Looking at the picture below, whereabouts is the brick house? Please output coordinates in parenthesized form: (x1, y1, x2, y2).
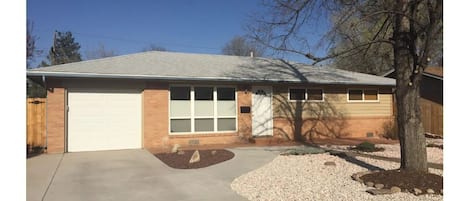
(27, 51, 395, 153)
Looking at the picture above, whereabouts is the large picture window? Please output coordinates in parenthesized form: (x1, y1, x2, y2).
(170, 86, 237, 133)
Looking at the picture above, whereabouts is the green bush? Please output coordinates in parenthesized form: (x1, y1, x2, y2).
(281, 147, 325, 155)
(351, 141, 384, 152)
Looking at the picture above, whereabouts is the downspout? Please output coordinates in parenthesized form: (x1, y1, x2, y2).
(43, 75, 48, 152)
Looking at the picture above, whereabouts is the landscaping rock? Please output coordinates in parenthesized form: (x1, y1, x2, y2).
(413, 188, 422, 195)
(189, 150, 200, 163)
(324, 161, 336, 166)
(390, 186, 401, 193)
(351, 173, 362, 182)
(426, 188, 435, 194)
(366, 189, 393, 195)
(365, 181, 374, 187)
(374, 183, 384, 189)
(177, 150, 185, 155)
(211, 150, 217, 155)
(171, 144, 180, 153)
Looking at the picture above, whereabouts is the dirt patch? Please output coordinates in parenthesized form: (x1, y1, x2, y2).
(155, 149, 235, 169)
(360, 169, 443, 195)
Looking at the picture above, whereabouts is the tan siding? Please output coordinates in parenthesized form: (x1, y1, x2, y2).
(273, 85, 393, 118)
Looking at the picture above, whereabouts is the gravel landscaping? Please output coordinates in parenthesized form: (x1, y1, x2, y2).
(231, 141, 443, 201)
(320, 138, 443, 164)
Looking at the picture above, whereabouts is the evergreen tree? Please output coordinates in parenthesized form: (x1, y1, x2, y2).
(44, 31, 82, 65)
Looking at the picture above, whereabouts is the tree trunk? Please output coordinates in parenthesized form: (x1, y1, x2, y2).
(393, 0, 428, 172)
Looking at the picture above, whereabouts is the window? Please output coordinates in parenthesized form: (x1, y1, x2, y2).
(289, 88, 323, 101)
(170, 87, 191, 132)
(170, 86, 237, 133)
(364, 90, 378, 101)
(289, 89, 306, 100)
(307, 89, 323, 101)
(348, 89, 379, 102)
(348, 89, 363, 101)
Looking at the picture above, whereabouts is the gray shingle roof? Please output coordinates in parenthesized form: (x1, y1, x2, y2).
(27, 51, 395, 86)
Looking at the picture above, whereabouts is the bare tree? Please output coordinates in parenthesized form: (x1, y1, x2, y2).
(142, 44, 168, 52)
(86, 43, 117, 60)
(222, 35, 264, 57)
(27, 20, 42, 68)
(248, 0, 442, 172)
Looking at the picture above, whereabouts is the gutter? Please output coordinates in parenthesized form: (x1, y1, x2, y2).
(27, 71, 396, 86)
(42, 75, 48, 153)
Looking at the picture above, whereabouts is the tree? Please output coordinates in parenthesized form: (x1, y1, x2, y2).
(222, 36, 264, 57)
(330, 1, 442, 75)
(86, 43, 117, 60)
(141, 44, 167, 52)
(27, 20, 42, 68)
(248, 0, 442, 172)
(42, 31, 82, 66)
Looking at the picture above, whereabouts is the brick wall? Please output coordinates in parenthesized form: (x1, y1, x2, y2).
(273, 116, 394, 140)
(45, 87, 65, 153)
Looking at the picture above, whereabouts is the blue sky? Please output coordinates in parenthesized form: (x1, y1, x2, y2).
(27, 0, 319, 67)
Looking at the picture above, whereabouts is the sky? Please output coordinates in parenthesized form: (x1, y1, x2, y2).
(27, 0, 316, 67)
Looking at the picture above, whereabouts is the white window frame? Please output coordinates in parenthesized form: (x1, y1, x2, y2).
(288, 87, 324, 102)
(347, 88, 380, 102)
(169, 85, 238, 135)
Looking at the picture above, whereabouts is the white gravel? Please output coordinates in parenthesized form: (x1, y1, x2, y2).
(319, 139, 443, 164)
(231, 153, 443, 201)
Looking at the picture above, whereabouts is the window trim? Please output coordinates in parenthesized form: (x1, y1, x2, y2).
(288, 87, 324, 102)
(347, 88, 380, 102)
(168, 85, 238, 135)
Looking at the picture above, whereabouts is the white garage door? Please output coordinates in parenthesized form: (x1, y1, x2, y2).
(68, 89, 142, 152)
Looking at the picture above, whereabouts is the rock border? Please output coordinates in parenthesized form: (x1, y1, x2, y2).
(351, 171, 442, 196)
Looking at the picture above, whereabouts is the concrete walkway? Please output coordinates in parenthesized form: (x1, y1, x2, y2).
(27, 147, 294, 201)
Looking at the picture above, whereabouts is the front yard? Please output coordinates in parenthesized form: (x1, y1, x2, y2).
(231, 139, 443, 201)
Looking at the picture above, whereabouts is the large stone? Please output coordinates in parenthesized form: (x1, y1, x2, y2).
(177, 150, 185, 155)
(427, 189, 435, 194)
(413, 188, 422, 195)
(390, 186, 401, 193)
(374, 184, 384, 189)
(324, 161, 336, 166)
(351, 174, 362, 183)
(211, 150, 217, 155)
(366, 189, 393, 195)
(171, 144, 180, 153)
(189, 150, 200, 164)
(365, 182, 374, 187)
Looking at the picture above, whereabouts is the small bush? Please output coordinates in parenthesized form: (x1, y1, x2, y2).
(382, 119, 398, 140)
(281, 147, 325, 155)
(350, 141, 385, 152)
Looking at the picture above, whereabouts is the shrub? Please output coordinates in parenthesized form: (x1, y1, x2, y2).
(351, 141, 385, 152)
(281, 147, 325, 155)
(382, 119, 398, 140)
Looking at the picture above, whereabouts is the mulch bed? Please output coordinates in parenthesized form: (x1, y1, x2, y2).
(154, 149, 235, 169)
(360, 169, 443, 195)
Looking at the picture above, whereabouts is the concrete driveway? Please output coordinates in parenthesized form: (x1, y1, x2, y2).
(27, 147, 294, 201)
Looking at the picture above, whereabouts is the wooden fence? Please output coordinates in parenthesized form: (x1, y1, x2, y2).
(420, 98, 443, 136)
(27, 98, 46, 152)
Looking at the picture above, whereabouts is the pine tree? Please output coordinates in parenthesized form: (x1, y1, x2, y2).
(44, 31, 82, 65)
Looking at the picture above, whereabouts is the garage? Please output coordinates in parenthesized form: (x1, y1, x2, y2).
(67, 89, 142, 152)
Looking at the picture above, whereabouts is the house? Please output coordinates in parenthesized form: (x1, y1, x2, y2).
(382, 67, 443, 136)
(27, 51, 396, 153)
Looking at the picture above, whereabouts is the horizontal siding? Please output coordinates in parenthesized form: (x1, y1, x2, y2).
(272, 86, 393, 118)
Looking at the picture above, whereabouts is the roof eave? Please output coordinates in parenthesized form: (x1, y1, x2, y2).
(26, 71, 395, 86)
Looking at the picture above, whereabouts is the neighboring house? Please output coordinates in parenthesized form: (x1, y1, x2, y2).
(382, 66, 443, 136)
(27, 51, 395, 153)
